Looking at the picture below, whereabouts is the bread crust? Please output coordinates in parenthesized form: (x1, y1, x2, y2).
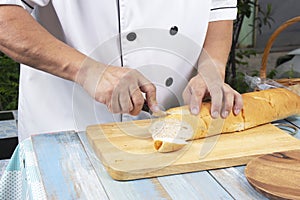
(151, 88, 300, 152)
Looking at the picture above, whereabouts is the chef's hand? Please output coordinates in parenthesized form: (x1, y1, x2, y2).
(182, 74, 243, 119)
(77, 58, 159, 116)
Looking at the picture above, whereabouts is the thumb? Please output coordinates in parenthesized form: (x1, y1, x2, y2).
(140, 82, 159, 112)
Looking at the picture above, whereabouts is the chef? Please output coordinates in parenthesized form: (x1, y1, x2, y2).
(0, 0, 243, 141)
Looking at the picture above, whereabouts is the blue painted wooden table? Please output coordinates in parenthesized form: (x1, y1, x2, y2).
(29, 116, 300, 200)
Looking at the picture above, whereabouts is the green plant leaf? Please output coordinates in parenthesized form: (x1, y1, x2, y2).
(0, 53, 20, 110)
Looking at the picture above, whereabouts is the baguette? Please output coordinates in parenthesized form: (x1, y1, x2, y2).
(150, 88, 300, 152)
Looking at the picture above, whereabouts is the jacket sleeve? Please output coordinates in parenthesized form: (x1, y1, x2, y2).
(209, 0, 237, 22)
(0, 0, 49, 12)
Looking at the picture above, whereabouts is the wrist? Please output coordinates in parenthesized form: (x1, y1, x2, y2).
(75, 57, 107, 89)
(197, 54, 226, 81)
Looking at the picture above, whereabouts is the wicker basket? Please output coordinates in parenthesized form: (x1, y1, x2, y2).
(260, 16, 300, 86)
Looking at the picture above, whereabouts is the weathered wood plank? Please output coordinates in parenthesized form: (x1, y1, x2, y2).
(78, 132, 171, 200)
(209, 167, 269, 200)
(29, 118, 300, 199)
(32, 131, 108, 200)
(158, 172, 233, 200)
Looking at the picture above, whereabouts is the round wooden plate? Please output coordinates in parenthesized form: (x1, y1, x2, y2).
(245, 150, 300, 200)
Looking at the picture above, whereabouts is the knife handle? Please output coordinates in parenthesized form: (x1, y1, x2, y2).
(142, 99, 150, 113)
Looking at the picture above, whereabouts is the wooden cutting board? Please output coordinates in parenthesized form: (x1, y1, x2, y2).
(86, 120, 300, 180)
(245, 150, 300, 200)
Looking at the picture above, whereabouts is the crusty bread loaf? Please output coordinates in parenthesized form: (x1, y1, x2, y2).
(150, 88, 300, 152)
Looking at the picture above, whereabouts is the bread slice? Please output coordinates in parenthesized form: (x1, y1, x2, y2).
(150, 88, 300, 152)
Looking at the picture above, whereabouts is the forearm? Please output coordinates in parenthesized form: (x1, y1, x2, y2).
(0, 5, 87, 82)
(201, 20, 233, 79)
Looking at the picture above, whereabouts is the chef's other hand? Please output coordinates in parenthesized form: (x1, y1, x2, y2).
(182, 74, 243, 119)
(77, 58, 158, 116)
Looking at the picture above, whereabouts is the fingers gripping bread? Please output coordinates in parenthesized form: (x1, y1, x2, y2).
(150, 88, 300, 152)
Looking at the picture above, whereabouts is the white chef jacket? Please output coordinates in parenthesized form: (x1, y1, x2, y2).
(0, 0, 237, 141)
